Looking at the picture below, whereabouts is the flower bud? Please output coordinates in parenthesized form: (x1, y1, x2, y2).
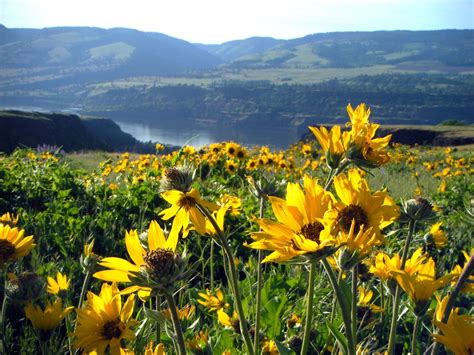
(5, 272, 44, 304)
(400, 197, 436, 222)
(160, 166, 194, 193)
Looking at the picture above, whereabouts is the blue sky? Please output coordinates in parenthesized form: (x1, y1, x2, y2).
(1, 0, 472, 43)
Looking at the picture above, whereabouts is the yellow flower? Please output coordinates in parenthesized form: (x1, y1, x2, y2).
(346, 103, 392, 167)
(369, 248, 427, 281)
(287, 313, 302, 328)
(0, 224, 35, 267)
(198, 288, 229, 312)
(262, 339, 279, 355)
(47, 272, 70, 296)
(94, 220, 180, 299)
(145, 342, 166, 355)
(439, 179, 447, 193)
(428, 222, 448, 248)
(392, 257, 454, 304)
(217, 309, 239, 330)
(155, 143, 165, 151)
(160, 188, 218, 235)
(186, 330, 209, 351)
(225, 160, 238, 174)
(451, 250, 474, 294)
(247, 175, 336, 263)
(219, 194, 241, 216)
(0, 212, 19, 226)
(162, 304, 195, 321)
(357, 286, 383, 313)
(74, 283, 137, 355)
(309, 125, 349, 168)
(336, 221, 381, 269)
(25, 299, 73, 331)
(433, 311, 474, 355)
(325, 169, 399, 241)
(225, 142, 239, 157)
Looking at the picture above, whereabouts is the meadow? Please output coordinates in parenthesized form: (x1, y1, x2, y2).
(0, 104, 473, 354)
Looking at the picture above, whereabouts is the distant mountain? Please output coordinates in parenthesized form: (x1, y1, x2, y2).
(0, 25, 222, 85)
(196, 37, 283, 62)
(203, 30, 474, 69)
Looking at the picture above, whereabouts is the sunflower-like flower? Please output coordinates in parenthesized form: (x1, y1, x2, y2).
(94, 220, 185, 298)
(336, 220, 381, 270)
(25, 299, 73, 339)
(432, 309, 474, 355)
(325, 169, 399, 241)
(186, 330, 209, 352)
(162, 304, 195, 321)
(0, 212, 19, 227)
(198, 288, 229, 312)
(357, 286, 383, 314)
(369, 248, 428, 281)
(309, 125, 350, 168)
(450, 249, 474, 294)
(247, 175, 337, 263)
(145, 342, 166, 355)
(345, 103, 392, 168)
(160, 188, 218, 235)
(392, 257, 454, 315)
(426, 222, 448, 248)
(0, 224, 35, 268)
(74, 283, 137, 355)
(47, 272, 70, 297)
(217, 309, 240, 332)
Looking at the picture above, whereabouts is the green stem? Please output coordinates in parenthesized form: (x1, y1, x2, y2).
(379, 281, 385, 330)
(411, 316, 420, 355)
(198, 204, 255, 355)
(387, 219, 416, 354)
(77, 270, 92, 310)
(155, 296, 161, 344)
(321, 258, 356, 355)
(351, 265, 358, 345)
(210, 240, 215, 290)
(163, 290, 187, 355)
(0, 292, 7, 354)
(301, 261, 317, 355)
(254, 197, 266, 353)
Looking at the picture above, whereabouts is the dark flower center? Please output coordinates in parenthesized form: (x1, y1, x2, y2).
(228, 147, 235, 155)
(178, 196, 196, 210)
(227, 164, 236, 172)
(300, 222, 324, 243)
(0, 239, 16, 263)
(237, 151, 244, 159)
(338, 204, 369, 233)
(144, 248, 175, 275)
(102, 319, 122, 339)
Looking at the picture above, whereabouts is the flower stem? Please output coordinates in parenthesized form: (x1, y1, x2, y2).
(0, 291, 8, 354)
(155, 296, 161, 344)
(210, 240, 215, 290)
(301, 260, 317, 355)
(77, 269, 92, 311)
(163, 290, 187, 355)
(198, 204, 255, 355)
(411, 316, 420, 355)
(254, 196, 266, 353)
(351, 265, 358, 345)
(321, 258, 356, 355)
(387, 218, 416, 354)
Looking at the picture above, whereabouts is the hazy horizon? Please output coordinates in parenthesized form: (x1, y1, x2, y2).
(1, 0, 472, 44)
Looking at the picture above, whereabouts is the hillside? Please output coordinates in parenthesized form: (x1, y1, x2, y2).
(203, 30, 474, 70)
(0, 110, 163, 153)
(0, 25, 222, 88)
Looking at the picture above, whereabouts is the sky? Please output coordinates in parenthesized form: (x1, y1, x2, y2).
(0, 0, 472, 44)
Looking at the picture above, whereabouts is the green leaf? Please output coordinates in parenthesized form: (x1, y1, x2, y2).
(273, 339, 295, 355)
(326, 320, 349, 355)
